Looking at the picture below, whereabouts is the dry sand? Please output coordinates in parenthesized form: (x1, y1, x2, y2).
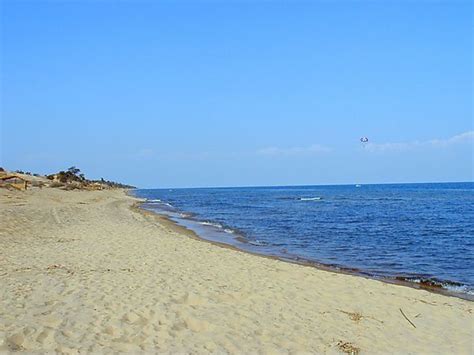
(0, 187, 472, 354)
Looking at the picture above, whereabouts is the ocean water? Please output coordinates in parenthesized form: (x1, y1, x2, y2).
(133, 183, 474, 297)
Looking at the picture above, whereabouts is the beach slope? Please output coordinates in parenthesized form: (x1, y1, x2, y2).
(0, 187, 472, 353)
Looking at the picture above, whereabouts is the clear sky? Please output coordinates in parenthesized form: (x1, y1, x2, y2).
(1, 0, 472, 188)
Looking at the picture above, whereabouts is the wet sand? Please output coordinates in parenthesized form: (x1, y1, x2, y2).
(0, 187, 472, 353)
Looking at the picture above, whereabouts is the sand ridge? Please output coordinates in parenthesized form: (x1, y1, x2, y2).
(0, 187, 472, 353)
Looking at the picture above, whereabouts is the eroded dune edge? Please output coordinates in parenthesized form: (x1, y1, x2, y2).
(0, 187, 472, 354)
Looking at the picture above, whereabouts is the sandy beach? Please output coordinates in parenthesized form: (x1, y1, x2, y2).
(0, 186, 472, 354)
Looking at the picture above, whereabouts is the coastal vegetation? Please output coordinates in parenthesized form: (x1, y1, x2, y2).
(46, 166, 135, 189)
(0, 166, 135, 191)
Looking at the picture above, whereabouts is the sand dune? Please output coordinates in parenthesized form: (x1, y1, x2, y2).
(0, 187, 472, 353)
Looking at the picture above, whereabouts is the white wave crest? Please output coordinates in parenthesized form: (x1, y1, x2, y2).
(199, 221, 223, 228)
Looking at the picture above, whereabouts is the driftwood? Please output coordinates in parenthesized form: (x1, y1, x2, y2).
(399, 308, 416, 328)
(0, 175, 28, 190)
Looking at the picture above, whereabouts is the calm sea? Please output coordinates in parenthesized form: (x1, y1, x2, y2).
(133, 182, 474, 297)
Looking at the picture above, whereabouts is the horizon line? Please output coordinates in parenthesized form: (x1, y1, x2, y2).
(135, 180, 474, 190)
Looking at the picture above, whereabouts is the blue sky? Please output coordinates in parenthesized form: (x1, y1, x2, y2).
(1, 0, 472, 188)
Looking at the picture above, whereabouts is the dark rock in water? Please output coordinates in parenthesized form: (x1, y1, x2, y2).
(395, 276, 464, 290)
(417, 279, 444, 289)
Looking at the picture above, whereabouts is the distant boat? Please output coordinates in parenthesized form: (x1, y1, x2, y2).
(355, 184, 362, 188)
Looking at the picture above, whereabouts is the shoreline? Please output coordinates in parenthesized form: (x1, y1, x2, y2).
(133, 197, 473, 302)
(1, 187, 472, 353)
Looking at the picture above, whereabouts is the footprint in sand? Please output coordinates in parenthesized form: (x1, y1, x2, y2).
(51, 208, 61, 224)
